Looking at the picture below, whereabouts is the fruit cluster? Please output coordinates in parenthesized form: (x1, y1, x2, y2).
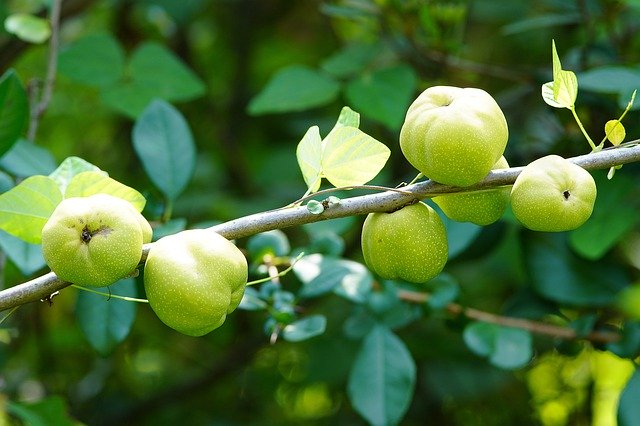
(41, 193, 248, 336)
(361, 85, 597, 284)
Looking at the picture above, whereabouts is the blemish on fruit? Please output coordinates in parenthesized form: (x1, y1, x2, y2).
(81, 227, 92, 243)
(563, 190, 570, 200)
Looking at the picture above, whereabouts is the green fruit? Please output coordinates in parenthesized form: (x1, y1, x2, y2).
(361, 202, 448, 283)
(41, 193, 146, 287)
(400, 85, 509, 187)
(510, 155, 597, 232)
(144, 229, 248, 336)
(432, 156, 511, 225)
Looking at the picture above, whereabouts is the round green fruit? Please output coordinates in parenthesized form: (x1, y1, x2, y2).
(400, 85, 509, 187)
(432, 156, 511, 225)
(361, 202, 448, 284)
(144, 229, 248, 336)
(41, 193, 147, 287)
(510, 155, 597, 232)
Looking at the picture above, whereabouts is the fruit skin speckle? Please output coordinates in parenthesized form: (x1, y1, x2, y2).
(361, 202, 448, 284)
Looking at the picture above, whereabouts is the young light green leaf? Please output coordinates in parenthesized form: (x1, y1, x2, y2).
(4, 14, 51, 44)
(605, 119, 626, 146)
(76, 278, 138, 356)
(132, 100, 196, 200)
(282, 315, 327, 342)
(543, 41, 578, 109)
(64, 171, 146, 211)
(0, 175, 62, 244)
(335, 106, 360, 129)
(322, 126, 390, 187)
(296, 126, 323, 192)
(541, 82, 566, 108)
(49, 157, 105, 194)
(348, 325, 416, 426)
(306, 200, 325, 215)
(0, 70, 29, 156)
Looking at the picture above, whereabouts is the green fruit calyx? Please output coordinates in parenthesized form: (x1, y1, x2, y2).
(510, 155, 597, 232)
(144, 229, 248, 337)
(41, 193, 151, 287)
(400, 85, 509, 187)
(361, 202, 448, 284)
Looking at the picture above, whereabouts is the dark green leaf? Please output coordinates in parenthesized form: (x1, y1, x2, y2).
(345, 65, 417, 129)
(150, 218, 187, 241)
(618, 369, 640, 426)
(524, 232, 628, 306)
(570, 171, 638, 260)
(76, 278, 138, 356)
(248, 65, 339, 115)
(238, 287, 267, 311)
(0, 69, 28, 156)
(607, 322, 640, 359)
(57, 34, 125, 88)
(0, 139, 57, 177)
(425, 273, 460, 310)
(463, 322, 532, 370)
(348, 325, 416, 426)
(0, 230, 46, 275)
(439, 208, 483, 259)
(7, 395, 76, 426)
(501, 13, 580, 35)
(282, 315, 327, 342)
(247, 229, 291, 261)
(321, 43, 380, 78)
(578, 67, 640, 95)
(132, 100, 196, 200)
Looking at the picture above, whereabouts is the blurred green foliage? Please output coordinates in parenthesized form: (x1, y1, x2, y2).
(1, 0, 640, 424)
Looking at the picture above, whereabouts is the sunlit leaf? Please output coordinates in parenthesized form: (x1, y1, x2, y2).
(543, 40, 578, 109)
(348, 325, 416, 426)
(604, 119, 626, 145)
(296, 126, 323, 192)
(76, 278, 138, 356)
(0, 70, 29, 156)
(4, 13, 51, 44)
(64, 171, 146, 211)
(0, 175, 62, 244)
(49, 157, 105, 194)
(132, 100, 196, 200)
(322, 126, 390, 187)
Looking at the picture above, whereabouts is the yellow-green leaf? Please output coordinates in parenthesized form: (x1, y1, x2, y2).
(49, 156, 105, 194)
(544, 40, 578, 109)
(322, 126, 390, 188)
(296, 126, 323, 192)
(64, 171, 146, 211)
(0, 175, 62, 244)
(605, 119, 626, 146)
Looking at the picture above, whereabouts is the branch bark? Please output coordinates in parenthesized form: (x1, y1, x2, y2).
(1, 142, 640, 311)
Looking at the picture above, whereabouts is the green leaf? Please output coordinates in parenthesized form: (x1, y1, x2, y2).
(296, 126, 323, 192)
(618, 369, 640, 426)
(463, 322, 532, 370)
(7, 396, 77, 426)
(425, 273, 460, 310)
(322, 126, 390, 187)
(0, 175, 62, 244)
(238, 287, 267, 311)
(0, 69, 29, 156)
(64, 171, 146, 211)
(282, 315, 327, 342)
(58, 34, 125, 88)
(132, 100, 196, 200)
(524, 232, 627, 306)
(247, 65, 339, 115)
(247, 229, 290, 261)
(501, 13, 581, 35)
(348, 325, 416, 426)
(604, 119, 626, 145)
(435, 203, 483, 259)
(345, 65, 417, 129)
(569, 172, 638, 260)
(542, 40, 578, 109)
(321, 43, 380, 78)
(334, 105, 360, 129)
(306, 200, 325, 214)
(607, 322, 640, 359)
(4, 13, 51, 43)
(293, 254, 373, 302)
(578, 67, 640, 94)
(49, 156, 105, 194)
(101, 42, 205, 117)
(0, 230, 46, 275)
(0, 139, 57, 177)
(75, 278, 138, 356)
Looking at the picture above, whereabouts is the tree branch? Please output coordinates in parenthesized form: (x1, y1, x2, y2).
(2, 142, 640, 311)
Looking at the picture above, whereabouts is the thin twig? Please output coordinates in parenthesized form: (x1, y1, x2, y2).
(27, 0, 62, 141)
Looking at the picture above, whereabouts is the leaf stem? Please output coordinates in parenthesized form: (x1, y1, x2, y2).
(598, 89, 636, 149)
(246, 252, 304, 286)
(71, 284, 150, 303)
(0, 306, 19, 325)
(570, 105, 596, 151)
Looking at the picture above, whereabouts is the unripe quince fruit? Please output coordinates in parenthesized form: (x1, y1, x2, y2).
(361, 202, 448, 283)
(41, 193, 150, 287)
(510, 155, 597, 232)
(432, 156, 511, 226)
(144, 229, 248, 336)
(400, 86, 509, 187)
